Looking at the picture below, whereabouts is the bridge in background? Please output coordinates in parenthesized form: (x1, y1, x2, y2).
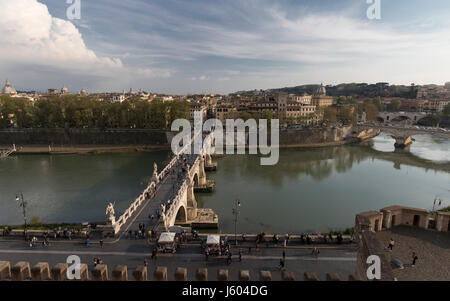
(358, 124, 450, 148)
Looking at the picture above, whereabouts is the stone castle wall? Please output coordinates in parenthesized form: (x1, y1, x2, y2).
(0, 261, 357, 281)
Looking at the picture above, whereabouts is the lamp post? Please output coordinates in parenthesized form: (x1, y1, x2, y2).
(232, 199, 241, 246)
(16, 193, 27, 239)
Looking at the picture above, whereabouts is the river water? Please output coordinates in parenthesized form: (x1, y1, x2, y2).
(1, 133, 449, 233)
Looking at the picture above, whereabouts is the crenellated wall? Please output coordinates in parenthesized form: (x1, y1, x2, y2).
(0, 261, 358, 281)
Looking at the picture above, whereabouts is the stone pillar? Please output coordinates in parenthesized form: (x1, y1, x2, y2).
(91, 264, 108, 281)
(217, 269, 229, 281)
(174, 267, 187, 281)
(205, 153, 213, 166)
(198, 158, 207, 186)
(304, 272, 319, 281)
(51, 263, 68, 281)
(195, 268, 208, 281)
(79, 264, 89, 281)
(259, 271, 272, 281)
(383, 210, 392, 229)
(11, 262, 31, 281)
(31, 262, 51, 281)
(326, 273, 341, 281)
(153, 266, 168, 281)
(281, 271, 295, 281)
(0, 261, 11, 280)
(132, 266, 148, 281)
(238, 270, 250, 281)
(187, 178, 198, 221)
(112, 265, 128, 281)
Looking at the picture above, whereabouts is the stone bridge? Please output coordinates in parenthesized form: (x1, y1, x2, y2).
(104, 131, 218, 235)
(378, 112, 428, 124)
(357, 125, 450, 148)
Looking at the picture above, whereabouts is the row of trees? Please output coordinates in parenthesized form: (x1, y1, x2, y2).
(273, 83, 419, 99)
(322, 99, 380, 126)
(0, 95, 190, 130)
(418, 103, 450, 127)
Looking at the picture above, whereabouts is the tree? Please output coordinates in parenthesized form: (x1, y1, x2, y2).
(387, 100, 401, 112)
(442, 103, 450, 117)
(323, 107, 337, 123)
(364, 103, 379, 121)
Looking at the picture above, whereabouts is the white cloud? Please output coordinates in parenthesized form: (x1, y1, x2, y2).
(0, 0, 122, 72)
(0, 0, 168, 91)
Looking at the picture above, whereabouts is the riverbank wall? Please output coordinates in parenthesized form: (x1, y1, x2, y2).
(0, 129, 172, 146)
(0, 126, 376, 154)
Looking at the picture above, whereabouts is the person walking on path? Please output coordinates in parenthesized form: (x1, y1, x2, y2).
(282, 250, 286, 261)
(279, 258, 285, 270)
(205, 248, 210, 261)
(99, 239, 104, 248)
(387, 238, 395, 251)
(227, 253, 233, 265)
(411, 252, 418, 267)
(151, 248, 157, 262)
(312, 247, 320, 258)
(238, 249, 242, 262)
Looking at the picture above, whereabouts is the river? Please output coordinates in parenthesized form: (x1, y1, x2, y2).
(1, 133, 449, 233)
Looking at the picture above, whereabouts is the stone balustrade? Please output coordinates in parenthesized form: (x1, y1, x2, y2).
(0, 261, 358, 281)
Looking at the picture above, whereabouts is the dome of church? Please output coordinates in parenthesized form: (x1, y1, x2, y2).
(2, 80, 17, 95)
(61, 85, 69, 94)
(315, 83, 326, 96)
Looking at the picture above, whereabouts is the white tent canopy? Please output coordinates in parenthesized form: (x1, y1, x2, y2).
(158, 232, 176, 244)
(206, 235, 221, 246)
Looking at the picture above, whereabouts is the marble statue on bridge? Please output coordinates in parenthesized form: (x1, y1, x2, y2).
(151, 162, 159, 184)
(161, 203, 168, 231)
(106, 202, 116, 225)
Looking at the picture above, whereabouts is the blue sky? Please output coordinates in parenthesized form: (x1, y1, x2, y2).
(1, 0, 449, 94)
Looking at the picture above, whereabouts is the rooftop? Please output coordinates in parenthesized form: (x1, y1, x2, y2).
(375, 226, 450, 281)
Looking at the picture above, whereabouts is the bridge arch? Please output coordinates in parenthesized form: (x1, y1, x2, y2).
(391, 115, 410, 122)
(175, 205, 187, 224)
(193, 173, 199, 187)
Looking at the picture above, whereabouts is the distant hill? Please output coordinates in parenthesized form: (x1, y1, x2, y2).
(236, 83, 419, 99)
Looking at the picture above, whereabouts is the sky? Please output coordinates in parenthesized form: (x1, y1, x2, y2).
(0, 0, 449, 94)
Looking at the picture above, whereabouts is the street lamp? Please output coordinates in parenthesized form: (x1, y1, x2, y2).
(232, 199, 241, 246)
(16, 193, 27, 239)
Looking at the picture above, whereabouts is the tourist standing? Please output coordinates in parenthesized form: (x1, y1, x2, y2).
(411, 252, 418, 267)
(279, 258, 285, 270)
(387, 238, 395, 251)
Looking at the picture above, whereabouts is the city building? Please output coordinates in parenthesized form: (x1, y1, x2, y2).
(425, 100, 450, 113)
(215, 102, 238, 123)
(417, 84, 450, 100)
(190, 101, 208, 120)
